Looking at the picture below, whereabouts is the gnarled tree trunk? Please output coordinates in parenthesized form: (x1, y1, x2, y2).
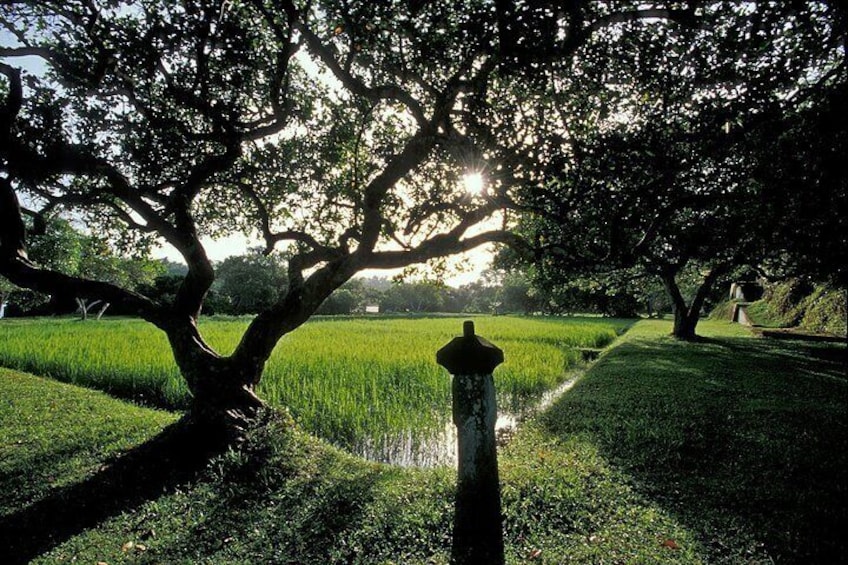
(163, 317, 267, 439)
(659, 262, 730, 341)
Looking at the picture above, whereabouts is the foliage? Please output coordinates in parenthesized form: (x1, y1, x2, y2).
(316, 274, 556, 316)
(213, 249, 287, 315)
(745, 300, 788, 329)
(1, 218, 164, 315)
(0, 316, 629, 453)
(380, 280, 446, 313)
(746, 278, 813, 328)
(706, 299, 735, 322)
(800, 285, 848, 336)
(315, 279, 364, 315)
(760, 278, 815, 325)
(27, 218, 84, 274)
(519, 266, 659, 318)
(749, 79, 848, 286)
(502, 2, 845, 337)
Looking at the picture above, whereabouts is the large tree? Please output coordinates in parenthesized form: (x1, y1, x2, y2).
(1, 1, 715, 434)
(502, 2, 846, 339)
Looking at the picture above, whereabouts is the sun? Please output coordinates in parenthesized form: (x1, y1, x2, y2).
(463, 172, 485, 195)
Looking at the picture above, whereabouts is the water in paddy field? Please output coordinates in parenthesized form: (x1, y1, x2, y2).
(351, 372, 584, 467)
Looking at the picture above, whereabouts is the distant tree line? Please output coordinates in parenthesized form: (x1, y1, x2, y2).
(0, 222, 752, 321)
(1, 226, 693, 319)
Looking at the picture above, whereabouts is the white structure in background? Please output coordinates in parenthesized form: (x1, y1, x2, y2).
(728, 280, 763, 326)
(732, 303, 752, 326)
(0, 300, 6, 319)
(365, 305, 380, 314)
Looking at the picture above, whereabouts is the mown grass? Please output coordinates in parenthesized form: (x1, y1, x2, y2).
(537, 319, 848, 563)
(0, 316, 630, 452)
(0, 368, 177, 518)
(1, 318, 844, 563)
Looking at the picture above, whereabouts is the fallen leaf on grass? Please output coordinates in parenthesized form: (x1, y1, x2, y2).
(661, 538, 680, 550)
(527, 548, 542, 560)
(121, 541, 134, 552)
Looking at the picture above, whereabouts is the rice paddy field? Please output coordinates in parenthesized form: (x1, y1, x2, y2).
(0, 315, 631, 458)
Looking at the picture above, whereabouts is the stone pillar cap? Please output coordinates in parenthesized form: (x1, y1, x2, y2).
(437, 320, 504, 375)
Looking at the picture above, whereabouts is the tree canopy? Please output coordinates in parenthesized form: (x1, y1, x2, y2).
(501, 1, 846, 338)
(2, 1, 844, 424)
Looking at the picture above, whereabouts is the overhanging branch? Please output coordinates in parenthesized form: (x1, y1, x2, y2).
(364, 229, 524, 270)
(0, 177, 164, 324)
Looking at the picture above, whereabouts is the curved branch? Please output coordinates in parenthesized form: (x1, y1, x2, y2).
(7, 135, 215, 318)
(0, 253, 164, 323)
(364, 229, 524, 270)
(357, 127, 438, 252)
(0, 45, 61, 63)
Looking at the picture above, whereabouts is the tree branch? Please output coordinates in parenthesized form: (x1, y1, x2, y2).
(356, 127, 438, 252)
(0, 62, 22, 142)
(363, 229, 522, 270)
(0, 177, 164, 323)
(295, 17, 429, 127)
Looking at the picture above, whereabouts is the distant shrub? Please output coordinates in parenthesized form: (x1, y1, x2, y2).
(743, 279, 846, 334)
(745, 300, 787, 327)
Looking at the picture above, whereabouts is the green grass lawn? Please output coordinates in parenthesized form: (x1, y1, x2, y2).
(1, 318, 845, 563)
(535, 319, 848, 563)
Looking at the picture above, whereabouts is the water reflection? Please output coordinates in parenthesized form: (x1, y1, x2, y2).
(351, 372, 584, 467)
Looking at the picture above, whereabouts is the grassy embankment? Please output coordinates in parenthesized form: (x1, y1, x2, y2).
(0, 316, 628, 454)
(712, 279, 847, 336)
(1, 319, 845, 563)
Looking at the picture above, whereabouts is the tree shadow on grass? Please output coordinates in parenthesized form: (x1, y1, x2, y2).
(0, 417, 229, 565)
(146, 446, 390, 563)
(540, 335, 848, 563)
(720, 337, 848, 384)
(0, 444, 100, 514)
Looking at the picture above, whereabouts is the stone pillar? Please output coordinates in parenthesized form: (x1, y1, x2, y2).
(437, 320, 505, 565)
